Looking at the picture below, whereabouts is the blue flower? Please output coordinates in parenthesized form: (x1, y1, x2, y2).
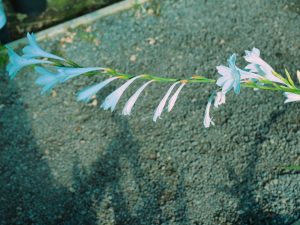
(6, 46, 53, 79)
(35, 67, 64, 94)
(244, 47, 284, 84)
(77, 77, 119, 102)
(56, 67, 105, 82)
(216, 54, 261, 94)
(0, 1, 7, 29)
(22, 33, 65, 61)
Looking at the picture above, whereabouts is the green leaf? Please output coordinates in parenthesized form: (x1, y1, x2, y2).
(281, 165, 300, 172)
(272, 71, 290, 86)
(284, 68, 295, 88)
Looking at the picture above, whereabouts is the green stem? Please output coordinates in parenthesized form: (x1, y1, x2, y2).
(54, 58, 300, 93)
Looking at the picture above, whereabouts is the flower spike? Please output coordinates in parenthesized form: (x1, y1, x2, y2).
(153, 82, 180, 122)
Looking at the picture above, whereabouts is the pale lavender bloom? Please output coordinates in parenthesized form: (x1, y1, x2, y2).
(214, 91, 226, 108)
(122, 80, 153, 116)
(35, 67, 64, 94)
(57, 67, 105, 82)
(244, 47, 284, 84)
(203, 93, 215, 128)
(77, 77, 119, 102)
(217, 54, 261, 94)
(216, 54, 241, 94)
(6, 46, 53, 79)
(101, 75, 143, 112)
(153, 82, 179, 122)
(167, 82, 186, 112)
(22, 33, 65, 61)
(283, 92, 300, 103)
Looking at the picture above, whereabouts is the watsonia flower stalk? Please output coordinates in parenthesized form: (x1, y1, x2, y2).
(5, 33, 300, 128)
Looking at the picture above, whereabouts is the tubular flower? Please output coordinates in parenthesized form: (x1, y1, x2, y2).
(153, 82, 180, 122)
(283, 92, 300, 103)
(122, 80, 154, 116)
(56, 67, 105, 82)
(35, 67, 65, 94)
(244, 47, 284, 84)
(77, 77, 119, 102)
(168, 81, 186, 112)
(6, 46, 53, 79)
(101, 75, 143, 112)
(22, 33, 65, 61)
(203, 92, 216, 128)
(0, 0, 6, 29)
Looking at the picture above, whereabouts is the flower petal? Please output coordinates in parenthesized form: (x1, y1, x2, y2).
(23, 33, 65, 61)
(101, 75, 143, 112)
(122, 80, 153, 116)
(77, 77, 119, 102)
(153, 82, 179, 122)
(167, 82, 186, 112)
(203, 93, 215, 128)
(283, 92, 300, 103)
(58, 67, 104, 82)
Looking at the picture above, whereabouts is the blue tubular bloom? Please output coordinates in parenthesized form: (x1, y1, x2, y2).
(35, 67, 64, 94)
(244, 47, 284, 84)
(22, 33, 65, 61)
(77, 77, 119, 102)
(0, 0, 7, 29)
(6, 46, 53, 79)
(57, 67, 105, 82)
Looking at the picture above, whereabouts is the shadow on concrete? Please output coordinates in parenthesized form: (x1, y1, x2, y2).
(216, 110, 296, 225)
(0, 72, 189, 224)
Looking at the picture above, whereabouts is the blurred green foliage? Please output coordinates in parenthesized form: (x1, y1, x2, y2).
(0, 45, 8, 68)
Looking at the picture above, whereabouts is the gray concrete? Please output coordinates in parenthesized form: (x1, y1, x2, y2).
(1, 0, 300, 224)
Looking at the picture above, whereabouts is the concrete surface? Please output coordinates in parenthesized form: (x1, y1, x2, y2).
(1, 0, 300, 224)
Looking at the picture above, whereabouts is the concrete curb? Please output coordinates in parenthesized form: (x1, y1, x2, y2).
(7, 0, 148, 49)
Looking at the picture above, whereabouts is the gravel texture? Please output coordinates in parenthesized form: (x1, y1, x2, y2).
(1, 0, 300, 224)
